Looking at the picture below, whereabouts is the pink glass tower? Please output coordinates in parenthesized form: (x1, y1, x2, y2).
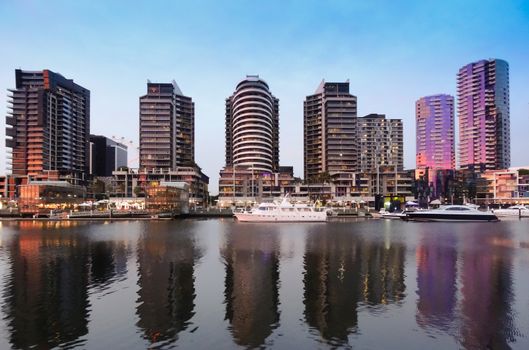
(457, 59, 510, 171)
(415, 94, 455, 186)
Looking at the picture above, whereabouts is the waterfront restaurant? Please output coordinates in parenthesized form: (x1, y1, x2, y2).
(145, 181, 190, 214)
(18, 181, 86, 215)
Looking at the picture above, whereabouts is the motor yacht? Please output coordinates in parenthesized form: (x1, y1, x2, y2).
(381, 211, 408, 219)
(492, 205, 529, 217)
(381, 208, 418, 220)
(401, 205, 499, 222)
(234, 196, 327, 222)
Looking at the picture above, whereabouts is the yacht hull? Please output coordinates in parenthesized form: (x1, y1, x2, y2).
(381, 214, 406, 220)
(234, 212, 327, 222)
(493, 210, 529, 217)
(402, 213, 499, 222)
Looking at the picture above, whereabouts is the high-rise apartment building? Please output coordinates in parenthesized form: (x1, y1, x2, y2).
(416, 94, 455, 172)
(225, 75, 279, 173)
(358, 114, 403, 173)
(303, 80, 357, 180)
(457, 59, 510, 171)
(139, 81, 194, 170)
(5, 69, 90, 181)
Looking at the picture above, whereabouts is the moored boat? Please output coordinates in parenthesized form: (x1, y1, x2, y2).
(492, 205, 529, 217)
(381, 207, 420, 220)
(234, 196, 327, 222)
(381, 210, 410, 219)
(401, 205, 499, 222)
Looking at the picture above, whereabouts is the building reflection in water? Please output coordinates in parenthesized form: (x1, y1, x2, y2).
(459, 233, 517, 349)
(90, 239, 130, 291)
(303, 230, 362, 343)
(415, 232, 457, 332)
(135, 223, 202, 347)
(303, 229, 406, 345)
(3, 225, 91, 349)
(359, 239, 406, 306)
(221, 225, 280, 348)
(415, 227, 519, 348)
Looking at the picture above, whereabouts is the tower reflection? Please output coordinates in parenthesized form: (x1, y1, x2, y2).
(221, 225, 280, 348)
(459, 233, 517, 349)
(303, 230, 362, 343)
(414, 228, 519, 348)
(303, 228, 406, 345)
(135, 223, 201, 346)
(90, 240, 130, 290)
(415, 233, 457, 332)
(4, 226, 90, 349)
(359, 239, 406, 306)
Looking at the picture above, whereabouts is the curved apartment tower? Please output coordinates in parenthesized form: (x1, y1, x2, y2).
(457, 59, 510, 171)
(225, 75, 279, 173)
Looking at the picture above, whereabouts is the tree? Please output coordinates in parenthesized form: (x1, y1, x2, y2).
(317, 171, 331, 184)
(92, 179, 105, 194)
(209, 194, 219, 206)
(134, 186, 145, 198)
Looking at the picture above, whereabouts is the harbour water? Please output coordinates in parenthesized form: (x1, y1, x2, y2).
(0, 219, 528, 349)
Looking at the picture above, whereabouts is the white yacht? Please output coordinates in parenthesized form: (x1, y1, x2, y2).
(492, 205, 529, 217)
(381, 211, 408, 219)
(380, 210, 416, 220)
(381, 207, 420, 220)
(402, 205, 499, 222)
(234, 196, 328, 222)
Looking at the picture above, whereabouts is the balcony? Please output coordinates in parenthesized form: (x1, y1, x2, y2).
(6, 116, 16, 126)
(6, 127, 16, 137)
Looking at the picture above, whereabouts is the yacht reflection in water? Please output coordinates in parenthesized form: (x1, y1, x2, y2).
(135, 222, 202, 347)
(221, 225, 280, 348)
(303, 228, 406, 346)
(3, 224, 90, 349)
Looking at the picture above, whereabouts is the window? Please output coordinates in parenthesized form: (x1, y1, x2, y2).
(447, 206, 469, 211)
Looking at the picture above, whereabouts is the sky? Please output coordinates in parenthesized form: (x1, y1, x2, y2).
(0, 0, 528, 194)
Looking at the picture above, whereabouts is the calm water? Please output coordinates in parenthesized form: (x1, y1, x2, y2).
(0, 219, 528, 349)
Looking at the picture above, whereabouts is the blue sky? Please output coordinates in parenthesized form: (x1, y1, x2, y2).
(1, 0, 528, 194)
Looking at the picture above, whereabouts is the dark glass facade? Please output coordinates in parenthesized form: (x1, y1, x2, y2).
(89, 135, 128, 177)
